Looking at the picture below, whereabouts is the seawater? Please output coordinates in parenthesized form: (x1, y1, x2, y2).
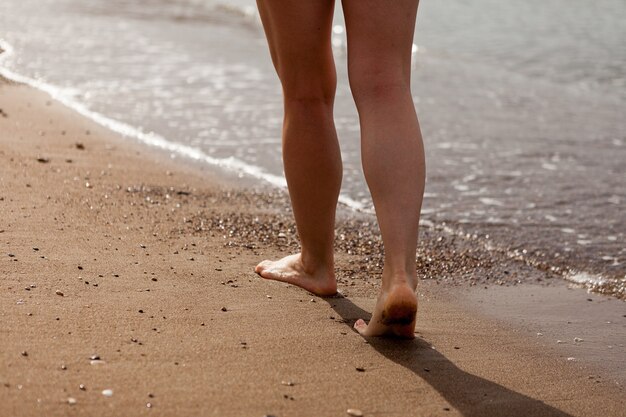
(0, 0, 624, 290)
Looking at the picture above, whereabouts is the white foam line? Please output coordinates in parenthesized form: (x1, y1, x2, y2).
(564, 271, 608, 286)
(0, 38, 367, 212)
(442, 221, 624, 292)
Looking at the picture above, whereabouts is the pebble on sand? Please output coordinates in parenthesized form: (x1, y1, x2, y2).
(67, 397, 77, 405)
(221, 307, 228, 312)
(347, 409, 364, 416)
(102, 389, 113, 397)
(55, 290, 64, 296)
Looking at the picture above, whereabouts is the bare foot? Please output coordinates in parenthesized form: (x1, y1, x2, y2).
(254, 253, 337, 296)
(354, 282, 417, 338)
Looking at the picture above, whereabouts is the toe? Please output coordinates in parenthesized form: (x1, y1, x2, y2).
(354, 319, 368, 335)
(255, 260, 270, 274)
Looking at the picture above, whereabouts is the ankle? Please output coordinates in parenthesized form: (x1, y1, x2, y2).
(383, 270, 418, 291)
(300, 251, 334, 275)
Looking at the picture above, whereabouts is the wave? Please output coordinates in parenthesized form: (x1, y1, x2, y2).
(67, 0, 262, 30)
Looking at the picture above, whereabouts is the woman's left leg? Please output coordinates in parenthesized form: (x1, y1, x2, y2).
(254, 0, 342, 296)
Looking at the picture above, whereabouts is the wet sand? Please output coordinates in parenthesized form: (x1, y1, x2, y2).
(0, 78, 624, 416)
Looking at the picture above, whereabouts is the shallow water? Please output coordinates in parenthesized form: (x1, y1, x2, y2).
(0, 0, 624, 290)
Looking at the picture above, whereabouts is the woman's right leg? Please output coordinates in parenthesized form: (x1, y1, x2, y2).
(343, 0, 425, 337)
(254, 0, 342, 296)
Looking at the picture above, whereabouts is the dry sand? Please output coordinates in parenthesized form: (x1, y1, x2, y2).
(0, 78, 624, 417)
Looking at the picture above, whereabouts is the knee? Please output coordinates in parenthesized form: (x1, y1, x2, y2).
(348, 65, 410, 105)
(280, 69, 336, 108)
(282, 82, 336, 108)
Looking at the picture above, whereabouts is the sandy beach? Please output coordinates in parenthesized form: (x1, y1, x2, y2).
(1, 77, 625, 417)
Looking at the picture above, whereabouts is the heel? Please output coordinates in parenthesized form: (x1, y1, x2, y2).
(381, 285, 417, 325)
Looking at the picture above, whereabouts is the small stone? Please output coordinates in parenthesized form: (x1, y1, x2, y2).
(347, 409, 364, 416)
(75, 143, 85, 150)
(221, 307, 228, 312)
(61, 364, 67, 370)
(140, 244, 146, 249)
(89, 355, 100, 360)
(567, 357, 576, 361)
(574, 337, 584, 343)
(138, 309, 144, 313)
(102, 389, 113, 397)
(355, 367, 365, 372)
(266, 295, 272, 299)
(67, 397, 77, 405)
(79, 384, 86, 391)
(21, 351, 28, 357)
(55, 290, 64, 296)
(146, 402, 153, 408)
(36, 157, 50, 163)
(90, 360, 106, 365)
(281, 381, 295, 386)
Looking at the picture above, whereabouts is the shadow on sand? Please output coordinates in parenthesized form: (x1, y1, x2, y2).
(325, 296, 574, 417)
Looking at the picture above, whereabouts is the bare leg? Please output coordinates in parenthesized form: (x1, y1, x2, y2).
(254, 0, 341, 296)
(343, 0, 425, 337)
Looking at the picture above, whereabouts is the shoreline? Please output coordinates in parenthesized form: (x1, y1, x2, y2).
(1, 77, 624, 416)
(1, 60, 623, 300)
(1, 38, 623, 297)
